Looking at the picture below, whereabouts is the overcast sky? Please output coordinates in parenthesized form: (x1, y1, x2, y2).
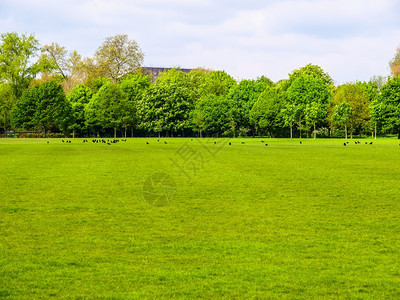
(1, 0, 400, 84)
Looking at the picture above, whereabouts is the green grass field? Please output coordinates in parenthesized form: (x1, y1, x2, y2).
(1, 137, 400, 298)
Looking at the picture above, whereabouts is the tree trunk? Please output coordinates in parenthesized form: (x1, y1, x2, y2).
(114, 127, 117, 139)
(124, 128, 127, 138)
(313, 122, 316, 139)
(374, 122, 377, 140)
(345, 125, 347, 140)
(158, 132, 161, 138)
(200, 130, 202, 138)
(290, 123, 293, 140)
(131, 128, 134, 138)
(73, 131, 75, 139)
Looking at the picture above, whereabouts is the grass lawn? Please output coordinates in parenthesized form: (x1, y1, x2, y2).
(1, 137, 400, 298)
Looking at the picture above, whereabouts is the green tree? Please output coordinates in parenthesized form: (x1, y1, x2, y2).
(11, 81, 72, 136)
(0, 83, 16, 133)
(0, 32, 43, 98)
(90, 82, 128, 138)
(138, 81, 193, 137)
(201, 70, 236, 96)
(286, 74, 331, 138)
(283, 64, 333, 91)
(371, 77, 400, 138)
(191, 109, 206, 137)
(331, 102, 352, 139)
(94, 34, 144, 82)
(330, 83, 370, 138)
(250, 87, 283, 137)
(227, 79, 269, 135)
(120, 73, 151, 137)
(67, 84, 93, 137)
(193, 94, 232, 136)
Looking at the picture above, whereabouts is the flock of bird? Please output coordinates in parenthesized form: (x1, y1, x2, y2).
(343, 141, 373, 146)
(44, 139, 389, 147)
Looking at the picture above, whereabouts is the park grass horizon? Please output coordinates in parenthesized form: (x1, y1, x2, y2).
(1, 137, 400, 298)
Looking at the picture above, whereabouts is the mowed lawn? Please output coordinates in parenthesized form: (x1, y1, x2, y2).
(1, 137, 400, 298)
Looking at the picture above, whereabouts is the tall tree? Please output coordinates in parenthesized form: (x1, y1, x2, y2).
(193, 94, 232, 136)
(227, 79, 269, 135)
(286, 74, 331, 138)
(0, 32, 43, 98)
(94, 34, 144, 82)
(331, 102, 352, 139)
(120, 73, 151, 137)
(0, 83, 16, 133)
(138, 81, 193, 137)
(67, 84, 93, 137)
(330, 83, 370, 138)
(90, 82, 128, 138)
(11, 81, 72, 136)
(250, 87, 283, 137)
(371, 77, 400, 138)
(41, 43, 85, 93)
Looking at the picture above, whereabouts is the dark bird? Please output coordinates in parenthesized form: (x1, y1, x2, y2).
(300, 141, 302, 144)
(241, 142, 245, 144)
(157, 139, 160, 142)
(107, 142, 111, 145)
(191, 139, 193, 141)
(261, 140, 264, 143)
(62, 140, 64, 142)
(229, 142, 231, 145)
(47, 141, 49, 144)
(344, 143, 347, 146)
(214, 141, 216, 145)
(370, 142, 373, 144)
(265, 144, 268, 146)
(164, 141, 167, 144)
(146, 142, 149, 144)
(346, 142, 349, 144)
(365, 142, 368, 144)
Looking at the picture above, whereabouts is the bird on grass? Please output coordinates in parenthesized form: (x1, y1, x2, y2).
(370, 142, 373, 145)
(146, 142, 149, 144)
(164, 141, 167, 144)
(261, 140, 264, 143)
(265, 144, 268, 146)
(343, 143, 347, 146)
(229, 142, 231, 146)
(241, 142, 245, 144)
(214, 141, 216, 145)
(300, 141, 302, 144)
(62, 140, 65, 143)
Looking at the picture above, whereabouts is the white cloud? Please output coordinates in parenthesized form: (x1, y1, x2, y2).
(1, 0, 400, 83)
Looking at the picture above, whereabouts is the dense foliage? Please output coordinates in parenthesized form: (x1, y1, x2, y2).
(1, 32, 400, 138)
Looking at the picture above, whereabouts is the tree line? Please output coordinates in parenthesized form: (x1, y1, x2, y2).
(1, 32, 400, 139)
